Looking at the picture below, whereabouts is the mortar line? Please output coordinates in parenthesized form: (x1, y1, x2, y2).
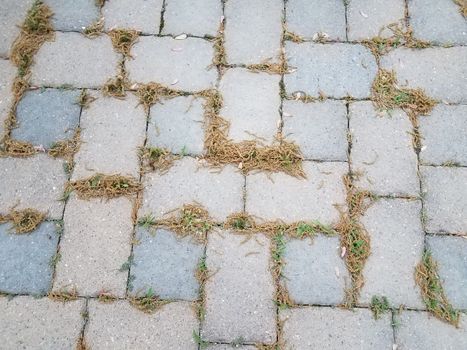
(77, 298, 90, 346)
(343, 0, 349, 41)
(159, 0, 167, 35)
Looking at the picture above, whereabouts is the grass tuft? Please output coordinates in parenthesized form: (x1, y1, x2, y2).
(136, 82, 188, 110)
(370, 295, 390, 319)
(109, 29, 139, 57)
(139, 147, 174, 174)
(67, 174, 142, 199)
(0, 208, 45, 234)
(130, 288, 170, 313)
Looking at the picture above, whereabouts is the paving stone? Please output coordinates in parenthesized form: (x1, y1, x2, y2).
(163, 0, 222, 37)
(224, 0, 283, 64)
(350, 102, 419, 196)
(282, 100, 348, 161)
(286, 0, 346, 40)
(31, 32, 119, 88)
(0, 222, 58, 295)
(207, 346, 256, 350)
(285, 43, 377, 99)
(131, 228, 203, 300)
(12, 89, 81, 148)
(359, 199, 425, 308)
(127, 36, 216, 91)
(72, 92, 146, 179)
(0, 59, 16, 137)
(86, 300, 198, 349)
(427, 236, 467, 309)
(0, 155, 66, 219)
(283, 236, 348, 305)
(381, 47, 467, 103)
(53, 196, 133, 297)
(419, 104, 467, 166)
(103, 0, 162, 34)
(421, 166, 467, 234)
(409, 0, 467, 45)
(280, 307, 393, 350)
(147, 96, 204, 156)
(45, 0, 100, 32)
(0, 296, 84, 349)
(140, 157, 243, 222)
(246, 161, 347, 224)
(202, 231, 276, 344)
(0, 0, 33, 58)
(219, 68, 281, 143)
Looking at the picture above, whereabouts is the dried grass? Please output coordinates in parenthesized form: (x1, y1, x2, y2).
(109, 29, 139, 57)
(139, 147, 175, 174)
(130, 289, 170, 313)
(68, 174, 142, 199)
(48, 287, 78, 302)
(0, 139, 36, 157)
(97, 291, 118, 303)
(211, 19, 227, 67)
(77, 90, 96, 109)
(76, 335, 89, 350)
(48, 128, 81, 159)
(283, 26, 305, 43)
(0, 208, 45, 234)
(136, 82, 187, 110)
(83, 18, 104, 38)
(454, 0, 467, 17)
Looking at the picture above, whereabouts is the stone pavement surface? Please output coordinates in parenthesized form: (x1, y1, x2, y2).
(0, 1, 466, 349)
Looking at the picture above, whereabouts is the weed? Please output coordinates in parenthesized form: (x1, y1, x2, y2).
(109, 29, 139, 57)
(224, 213, 255, 231)
(271, 231, 295, 309)
(97, 290, 118, 303)
(83, 18, 104, 38)
(118, 255, 134, 272)
(130, 288, 170, 313)
(49, 252, 61, 268)
(370, 296, 390, 319)
(139, 147, 174, 174)
(192, 330, 209, 349)
(67, 174, 141, 199)
(1, 208, 45, 234)
(137, 214, 156, 229)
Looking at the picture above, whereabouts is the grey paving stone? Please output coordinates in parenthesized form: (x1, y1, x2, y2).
(72, 92, 146, 179)
(282, 100, 348, 161)
(147, 96, 205, 156)
(0, 297, 84, 349)
(381, 47, 467, 103)
(207, 346, 256, 350)
(409, 0, 467, 45)
(421, 166, 467, 234)
(359, 199, 425, 309)
(31, 32, 119, 88)
(0, 0, 33, 58)
(285, 43, 377, 99)
(286, 0, 346, 40)
(86, 300, 198, 349)
(283, 236, 348, 305)
(12, 89, 81, 148)
(163, 0, 222, 37)
(53, 196, 133, 297)
(219, 68, 281, 143)
(0, 222, 58, 295)
(0, 59, 16, 137)
(419, 104, 467, 166)
(280, 307, 394, 350)
(224, 0, 283, 64)
(427, 236, 467, 309)
(350, 102, 419, 196)
(131, 228, 203, 300)
(103, 0, 162, 34)
(45, 0, 100, 32)
(202, 231, 276, 344)
(140, 157, 243, 222)
(246, 161, 347, 224)
(127, 36, 216, 91)
(0, 155, 66, 219)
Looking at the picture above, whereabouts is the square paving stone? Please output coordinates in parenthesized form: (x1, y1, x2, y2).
(131, 228, 203, 301)
(285, 43, 377, 99)
(359, 199, 425, 309)
(202, 231, 276, 344)
(127, 36, 216, 91)
(350, 102, 419, 196)
(282, 100, 348, 161)
(86, 300, 198, 349)
(219, 68, 281, 143)
(147, 96, 204, 156)
(45, 0, 100, 32)
(31, 32, 119, 88)
(0, 0, 33, 58)
(103, 0, 162, 34)
(283, 236, 348, 305)
(246, 161, 347, 224)
(0, 297, 84, 349)
(12, 89, 81, 149)
(421, 166, 467, 234)
(280, 307, 394, 350)
(0, 221, 59, 295)
(0, 59, 16, 137)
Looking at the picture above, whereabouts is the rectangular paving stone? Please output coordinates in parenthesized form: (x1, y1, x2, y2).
(103, 0, 162, 34)
(283, 236, 348, 305)
(31, 32, 119, 88)
(208, 346, 256, 350)
(131, 228, 203, 301)
(224, 0, 283, 64)
(45, 0, 100, 32)
(86, 300, 198, 349)
(381, 47, 467, 103)
(72, 92, 146, 179)
(421, 166, 467, 234)
(350, 102, 419, 196)
(359, 199, 425, 309)
(246, 161, 347, 224)
(140, 157, 244, 222)
(53, 196, 133, 297)
(285, 43, 377, 98)
(0, 296, 84, 349)
(0, 0, 33, 58)
(127, 36, 216, 91)
(0, 221, 58, 295)
(0, 59, 16, 138)
(202, 231, 276, 344)
(282, 100, 348, 161)
(0, 155, 66, 219)
(280, 307, 393, 350)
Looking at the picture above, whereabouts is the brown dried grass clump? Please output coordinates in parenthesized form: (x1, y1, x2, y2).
(48, 287, 78, 302)
(1, 208, 45, 234)
(454, 0, 467, 17)
(77, 90, 96, 109)
(68, 174, 142, 199)
(83, 18, 104, 38)
(0, 138, 36, 157)
(136, 82, 187, 110)
(283, 26, 305, 43)
(97, 291, 118, 303)
(130, 289, 170, 313)
(109, 29, 139, 57)
(48, 128, 81, 159)
(139, 147, 174, 174)
(76, 334, 89, 350)
(211, 19, 227, 67)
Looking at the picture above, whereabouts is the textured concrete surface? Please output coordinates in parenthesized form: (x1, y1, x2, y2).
(45, 0, 100, 32)
(0, 59, 16, 137)
(0, 0, 33, 58)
